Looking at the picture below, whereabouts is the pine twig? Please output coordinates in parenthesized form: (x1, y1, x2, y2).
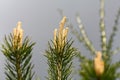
(100, 0, 107, 54)
(1, 22, 35, 80)
(76, 15, 96, 54)
(107, 8, 120, 54)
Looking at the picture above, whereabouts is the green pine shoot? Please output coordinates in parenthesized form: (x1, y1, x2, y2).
(45, 16, 76, 80)
(70, 0, 120, 80)
(1, 22, 35, 80)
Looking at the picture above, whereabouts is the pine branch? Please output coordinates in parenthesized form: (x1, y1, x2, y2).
(107, 8, 120, 54)
(71, 0, 120, 79)
(76, 15, 96, 54)
(1, 22, 35, 80)
(45, 16, 76, 80)
(99, 0, 107, 54)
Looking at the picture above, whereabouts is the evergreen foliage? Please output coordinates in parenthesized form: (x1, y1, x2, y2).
(70, 0, 120, 80)
(45, 17, 76, 80)
(1, 22, 35, 80)
(0, 0, 120, 80)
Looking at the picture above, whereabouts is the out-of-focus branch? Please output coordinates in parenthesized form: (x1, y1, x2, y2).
(76, 15, 96, 54)
(100, 0, 107, 54)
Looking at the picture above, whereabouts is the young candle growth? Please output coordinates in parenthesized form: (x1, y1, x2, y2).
(94, 51, 104, 76)
(46, 16, 75, 80)
(13, 21, 23, 49)
(53, 16, 68, 51)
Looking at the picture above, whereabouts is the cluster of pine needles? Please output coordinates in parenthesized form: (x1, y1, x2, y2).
(1, 0, 120, 80)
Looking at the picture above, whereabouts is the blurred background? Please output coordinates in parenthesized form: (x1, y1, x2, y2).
(0, 0, 120, 80)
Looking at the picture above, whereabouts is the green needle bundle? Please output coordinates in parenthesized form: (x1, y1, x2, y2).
(70, 0, 120, 80)
(1, 22, 35, 80)
(45, 16, 76, 80)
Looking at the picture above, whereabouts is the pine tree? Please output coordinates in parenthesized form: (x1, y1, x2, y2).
(45, 16, 76, 80)
(70, 0, 120, 80)
(1, 22, 35, 80)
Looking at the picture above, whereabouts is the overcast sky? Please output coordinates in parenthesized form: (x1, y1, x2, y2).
(0, 0, 120, 80)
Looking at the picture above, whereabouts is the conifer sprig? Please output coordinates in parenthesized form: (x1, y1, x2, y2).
(45, 16, 76, 80)
(76, 15, 96, 54)
(69, 0, 120, 80)
(100, 0, 107, 54)
(107, 9, 120, 52)
(108, 8, 120, 55)
(1, 22, 35, 80)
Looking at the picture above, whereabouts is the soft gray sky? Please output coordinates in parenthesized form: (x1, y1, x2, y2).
(0, 0, 120, 80)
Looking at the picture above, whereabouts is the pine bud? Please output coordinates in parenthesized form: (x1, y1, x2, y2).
(53, 16, 68, 52)
(94, 51, 104, 76)
(13, 21, 23, 49)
